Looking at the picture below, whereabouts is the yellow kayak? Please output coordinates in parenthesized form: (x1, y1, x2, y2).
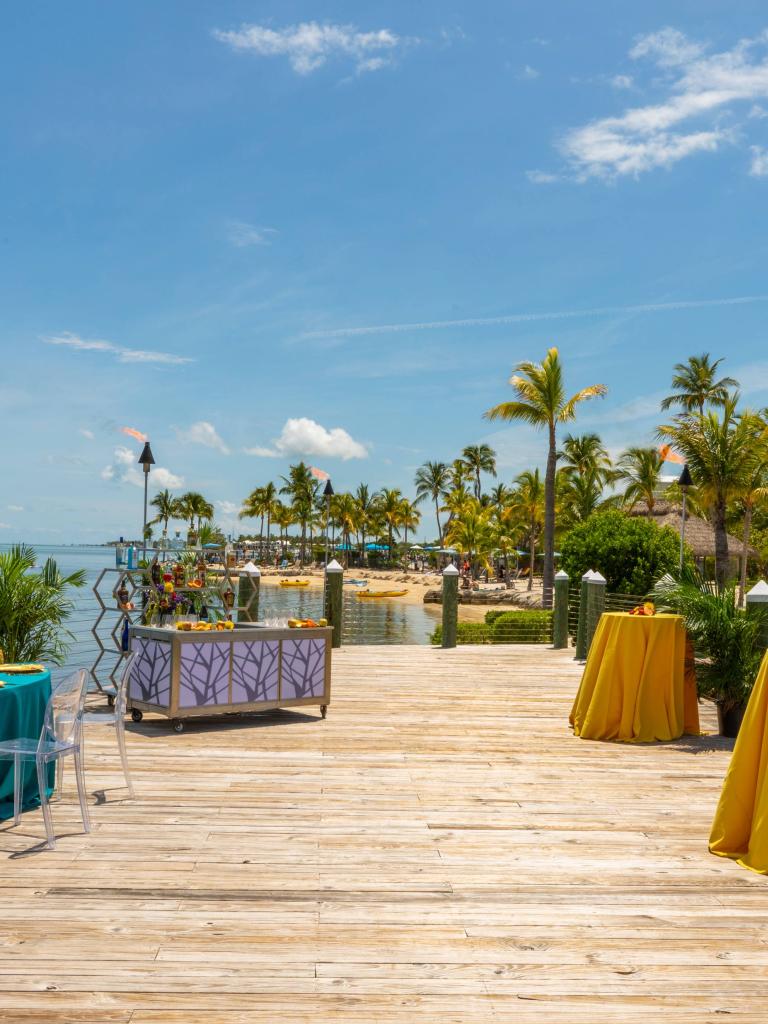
(280, 580, 310, 588)
(356, 590, 408, 599)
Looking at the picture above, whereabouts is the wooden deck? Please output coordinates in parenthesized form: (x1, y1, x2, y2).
(1, 644, 766, 1023)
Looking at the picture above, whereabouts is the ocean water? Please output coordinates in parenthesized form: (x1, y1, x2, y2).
(0, 544, 440, 683)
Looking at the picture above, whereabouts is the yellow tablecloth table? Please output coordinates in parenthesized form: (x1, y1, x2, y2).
(710, 650, 768, 873)
(570, 612, 700, 743)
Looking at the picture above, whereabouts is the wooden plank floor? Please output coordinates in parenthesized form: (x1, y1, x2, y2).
(1, 644, 766, 1023)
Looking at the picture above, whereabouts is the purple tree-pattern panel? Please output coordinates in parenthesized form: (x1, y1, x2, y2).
(232, 640, 279, 704)
(129, 637, 171, 708)
(281, 638, 327, 699)
(179, 641, 230, 707)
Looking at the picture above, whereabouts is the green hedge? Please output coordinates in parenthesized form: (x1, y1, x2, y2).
(430, 610, 553, 645)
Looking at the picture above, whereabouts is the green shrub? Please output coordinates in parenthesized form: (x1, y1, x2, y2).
(560, 509, 684, 595)
(430, 610, 553, 645)
(489, 610, 553, 643)
(429, 622, 491, 645)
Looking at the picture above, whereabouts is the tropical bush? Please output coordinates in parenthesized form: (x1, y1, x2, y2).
(430, 610, 553, 645)
(0, 545, 86, 664)
(560, 509, 682, 595)
(654, 569, 768, 712)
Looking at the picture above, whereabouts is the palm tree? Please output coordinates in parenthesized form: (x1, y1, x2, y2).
(414, 461, 450, 542)
(376, 488, 404, 559)
(617, 447, 664, 516)
(330, 492, 358, 567)
(150, 489, 178, 545)
(398, 498, 421, 555)
(261, 481, 278, 561)
(462, 444, 497, 500)
(659, 396, 766, 588)
(280, 463, 316, 566)
(444, 500, 495, 578)
(510, 469, 545, 591)
(449, 458, 473, 492)
(557, 469, 610, 528)
(488, 483, 512, 508)
(353, 484, 376, 565)
(239, 487, 267, 555)
(272, 501, 294, 561)
(660, 354, 738, 416)
(559, 433, 615, 485)
(0, 545, 86, 664)
(177, 492, 214, 536)
(485, 348, 607, 607)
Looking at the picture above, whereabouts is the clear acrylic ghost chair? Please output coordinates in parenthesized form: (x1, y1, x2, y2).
(0, 669, 90, 850)
(81, 653, 136, 798)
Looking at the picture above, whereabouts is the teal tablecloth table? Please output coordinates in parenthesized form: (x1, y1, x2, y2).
(0, 669, 54, 821)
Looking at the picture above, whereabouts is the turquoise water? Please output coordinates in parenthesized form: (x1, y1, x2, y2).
(0, 545, 439, 682)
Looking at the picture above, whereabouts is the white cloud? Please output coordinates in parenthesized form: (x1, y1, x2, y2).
(518, 64, 540, 80)
(227, 221, 278, 247)
(245, 417, 368, 460)
(6, 505, 23, 512)
(750, 145, 768, 176)
(101, 447, 183, 489)
(559, 28, 768, 180)
(213, 21, 409, 75)
(176, 421, 230, 455)
(611, 74, 633, 89)
(79, 428, 95, 440)
(216, 500, 240, 516)
(0, 523, 10, 530)
(749, 103, 768, 118)
(43, 332, 192, 365)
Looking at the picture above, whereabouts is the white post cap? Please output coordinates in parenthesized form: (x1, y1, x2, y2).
(747, 580, 768, 603)
(590, 571, 607, 585)
(325, 559, 344, 573)
(242, 561, 260, 576)
(555, 570, 569, 580)
(582, 569, 596, 582)
(442, 564, 460, 576)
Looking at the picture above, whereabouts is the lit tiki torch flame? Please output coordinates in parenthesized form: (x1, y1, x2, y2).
(121, 426, 148, 442)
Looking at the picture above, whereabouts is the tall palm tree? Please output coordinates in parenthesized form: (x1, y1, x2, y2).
(376, 488, 404, 559)
(557, 468, 611, 528)
(272, 501, 294, 561)
(488, 483, 512, 508)
(462, 444, 497, 500)
(444, 500, 495, 579)
(414, 461, 450, 542)
(659, 396, 766, 588)
(330, 492, 358, 567)
(353, 483, 376, 564)
(150, 489, 178, 545)
(398, 498, 421, 554)
(239, 486, 271, 558)
(559, 433, 615, 485)
(177, 492, 214, 538)
(449, 458, 473, 492)
(617, 447, 664, 516)
(510, 469, 545, 591)
(485, 348, 607, 607)
(261, 481, 278, 560)
(660, 354, 738, 416)
(279, 462, 316, 566)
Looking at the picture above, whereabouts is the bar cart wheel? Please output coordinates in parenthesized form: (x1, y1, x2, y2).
(107, 694, 116, 708)
(320, 705, 328, 719)
(172, 719, 185, 733)
(131, 709, 143, 723)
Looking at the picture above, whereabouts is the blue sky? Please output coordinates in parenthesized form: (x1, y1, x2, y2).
(2, 2, 768, 542)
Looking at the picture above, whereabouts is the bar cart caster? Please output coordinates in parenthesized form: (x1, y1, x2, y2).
(131, 709, 143, 723)
(107, 693, 116, 708)
(321, 705, 328, 719)
(172, 719, 185, 733)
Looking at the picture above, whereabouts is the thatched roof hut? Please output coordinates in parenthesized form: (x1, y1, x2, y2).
(627, 500, 755, 559)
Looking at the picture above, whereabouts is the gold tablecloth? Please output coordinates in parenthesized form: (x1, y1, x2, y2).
(710, 650, 768, 873)
(570, 612, 700, 743)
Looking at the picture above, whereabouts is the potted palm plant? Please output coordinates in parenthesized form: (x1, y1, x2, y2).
(0, 545, 85, 664)
(654, 568, 768, 737)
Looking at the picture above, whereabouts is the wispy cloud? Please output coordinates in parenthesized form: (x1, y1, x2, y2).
(213, 21, 412, 76)
(43, 332, 192, 365)
(176, 421, 230, 455)
(79, 428, 95, 440)
(227, 221, 278, 247)
(7, 505, 23, 512)
(555, 27, 768, 180)
(216, 500, 240, 517)
(750, 146, 768, 176)
(244, 417, 368, 460)
(518, 64, 540, 80)
(304, 294, 768, 340)
(611, 74, 634, 89)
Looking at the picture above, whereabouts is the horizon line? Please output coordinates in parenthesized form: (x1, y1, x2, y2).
(303, 295, 768, 339)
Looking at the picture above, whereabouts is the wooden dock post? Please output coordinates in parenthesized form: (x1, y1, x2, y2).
(585, 571, 607, 657)
(575, 570, 594, 662)
(441, 564, 459, 649)
(324, 559, 344, 648)
(553, 570, 569, 649)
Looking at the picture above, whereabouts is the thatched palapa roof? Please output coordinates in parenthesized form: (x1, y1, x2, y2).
(627, 500, 755, 559)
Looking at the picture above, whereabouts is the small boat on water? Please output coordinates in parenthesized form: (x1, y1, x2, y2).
(344, 579, 368, 586)
(280, 580, 310, 588)
(356, 589, 408, 599)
